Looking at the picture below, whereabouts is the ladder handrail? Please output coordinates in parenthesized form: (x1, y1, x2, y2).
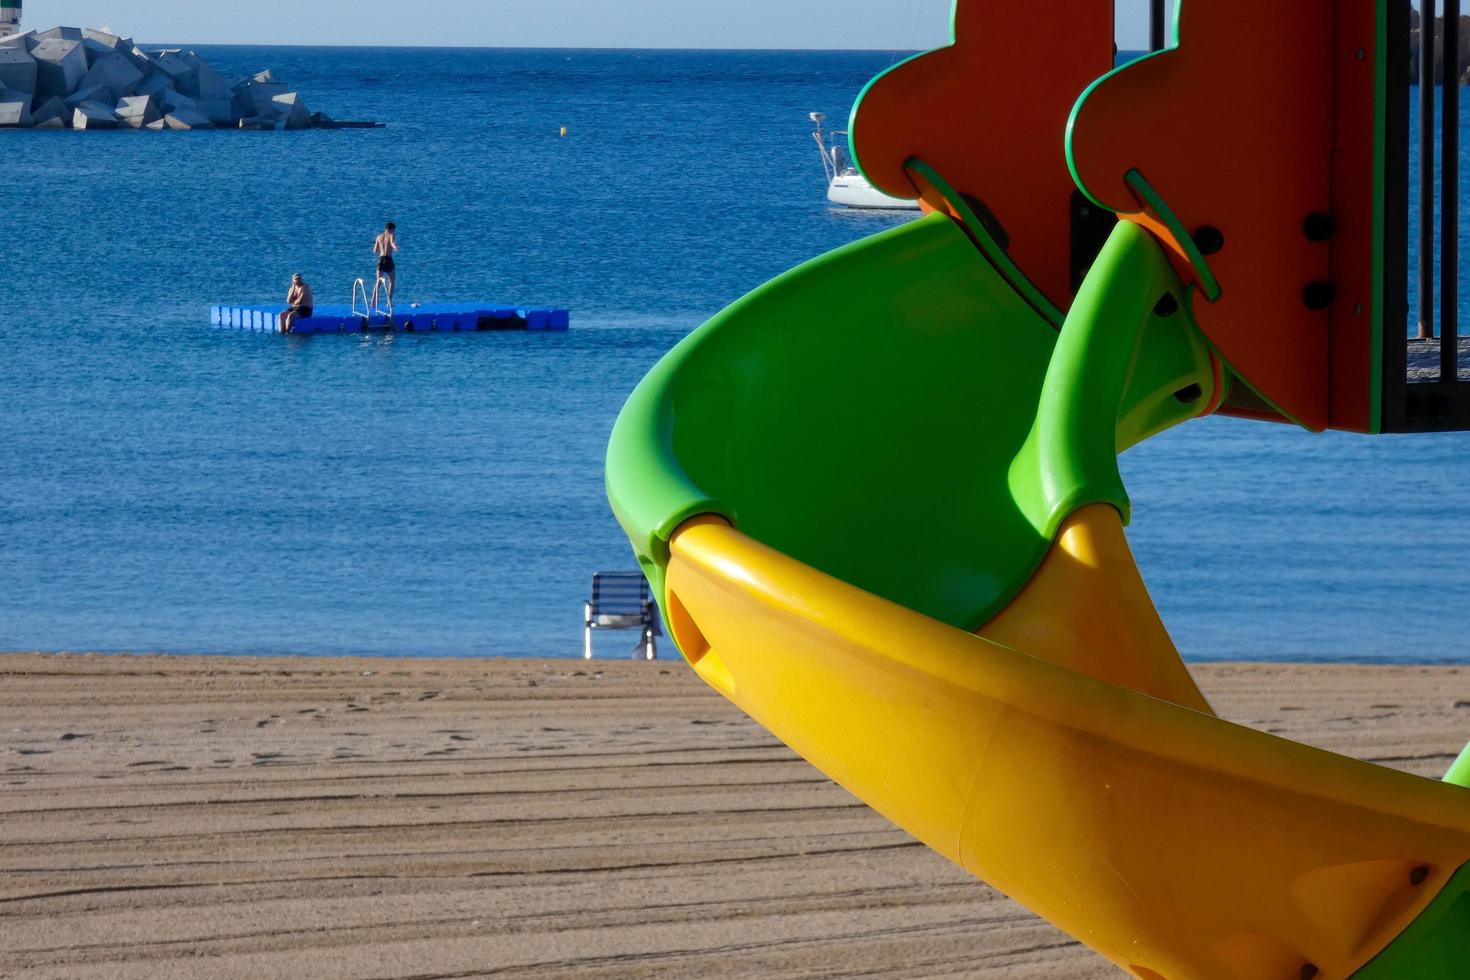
(351, 277, 395, 319)
(369, 274, 394, 317)
(351, 278, 371, 318)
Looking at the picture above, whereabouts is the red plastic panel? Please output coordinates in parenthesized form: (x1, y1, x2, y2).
(850, 0, 1113, 310)
(1328, 0, 1387, 433)
(1068, 0, 1337, 431)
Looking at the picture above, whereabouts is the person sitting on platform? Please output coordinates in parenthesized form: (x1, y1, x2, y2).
(282, 274, 314, 334)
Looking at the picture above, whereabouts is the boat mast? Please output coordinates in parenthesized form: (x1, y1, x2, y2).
(810, 112, 837, 184)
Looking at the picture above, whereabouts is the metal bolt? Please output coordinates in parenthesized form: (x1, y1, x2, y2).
(1193, 226, 1225, 255)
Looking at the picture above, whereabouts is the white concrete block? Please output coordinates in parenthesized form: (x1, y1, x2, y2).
(190, 54, 231, 100)
(164, 108, 212, 130)
(37, 27, 85, 43)
(160, 88, 196, 113)
(0, 31, 38, 53)
(133, 72, 172, 99)
(118, 42, 153, 77)
(0, 96, 29, 127)
(144, 117, 167, 130)
(72, 101, 119, 129)
(197, 97, 234, 125)
(0, 47, 36, 95)
(114, 93, 161, 128)
(147, 50, 196, 90)
(79, 52, 143, 101)
(82, 29, 126, 66)
(30, 95, 68, 126)
(271, 91, 311, 129)
(33, 115, 66, 128)
(32, 38, 88, 98)
(64, 84, 111, 108)
(244, 79, 288, 114)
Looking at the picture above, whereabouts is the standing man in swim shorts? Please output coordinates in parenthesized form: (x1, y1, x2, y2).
(372, 222, 399, 310)
(281, 273, 314, 334)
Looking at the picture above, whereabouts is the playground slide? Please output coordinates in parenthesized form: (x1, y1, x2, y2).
(607, 211, 1470, 977)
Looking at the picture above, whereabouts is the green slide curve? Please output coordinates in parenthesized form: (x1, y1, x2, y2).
(607, 212, 1215, 632)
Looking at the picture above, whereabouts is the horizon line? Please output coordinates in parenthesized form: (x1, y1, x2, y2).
(117, 40, 1155, 54)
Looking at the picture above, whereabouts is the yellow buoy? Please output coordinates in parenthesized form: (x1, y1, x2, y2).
(560, 126, 568, 137)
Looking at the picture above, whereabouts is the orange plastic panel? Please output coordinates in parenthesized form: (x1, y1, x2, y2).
(1068, 1, 1337, 431)
(850, 0, 1113, 309)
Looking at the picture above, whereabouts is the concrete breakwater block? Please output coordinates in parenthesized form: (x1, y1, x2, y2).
(132, 71, 171, 99)
(197, 97, 233, 125)
(32, 38, 88, 98)
(30, 96, 67, 126)
(80, 51, 144, 101)
(81, 29, 129, 64)
(234, 70, 287, 114)
(6, 25, 369, 131)
(64, 83, 110, 108)
(209, 303, 572, 335)
(0, 31, 38, 53)
(0, 47, 36, 94)
(164, 108, 212, 130)
(0, 96, 28, 127)
(115, 93, 161, 128)
(190, 55, 231, 101)
(271, 92, 310, 130)
(71, 100, 118, 129)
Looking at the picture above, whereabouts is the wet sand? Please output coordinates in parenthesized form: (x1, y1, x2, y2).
(1, 654, 1465, 979)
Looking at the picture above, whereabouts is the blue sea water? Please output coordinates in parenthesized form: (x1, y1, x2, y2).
(0, 47, 1468, 663)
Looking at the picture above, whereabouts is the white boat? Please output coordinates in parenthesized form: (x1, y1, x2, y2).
(811, 112, 920, 211)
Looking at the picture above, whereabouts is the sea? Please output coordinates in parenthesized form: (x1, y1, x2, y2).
(1, 47, 1468, 663)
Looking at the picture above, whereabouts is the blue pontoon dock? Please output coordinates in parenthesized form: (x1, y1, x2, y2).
(210, 302, 570, 335)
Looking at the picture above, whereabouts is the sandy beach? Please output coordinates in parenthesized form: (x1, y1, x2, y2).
(0, 654, 1465, 979)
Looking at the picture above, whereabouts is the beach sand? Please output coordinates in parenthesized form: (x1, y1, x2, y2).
(1, 654, 1465, 979)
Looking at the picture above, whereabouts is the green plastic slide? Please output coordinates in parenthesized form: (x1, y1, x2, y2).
(607, 212, 1215, 632)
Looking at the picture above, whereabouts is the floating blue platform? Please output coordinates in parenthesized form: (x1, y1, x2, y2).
(209, 302, 570, 335)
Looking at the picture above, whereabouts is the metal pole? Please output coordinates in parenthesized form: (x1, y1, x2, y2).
(1442, 0, 1461, 379)
(1420, 1, 1437, 341)
(1150, 0, 1166, 52)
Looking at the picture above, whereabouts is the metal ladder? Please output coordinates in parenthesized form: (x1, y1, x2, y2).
(351, 277, 394, 321)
